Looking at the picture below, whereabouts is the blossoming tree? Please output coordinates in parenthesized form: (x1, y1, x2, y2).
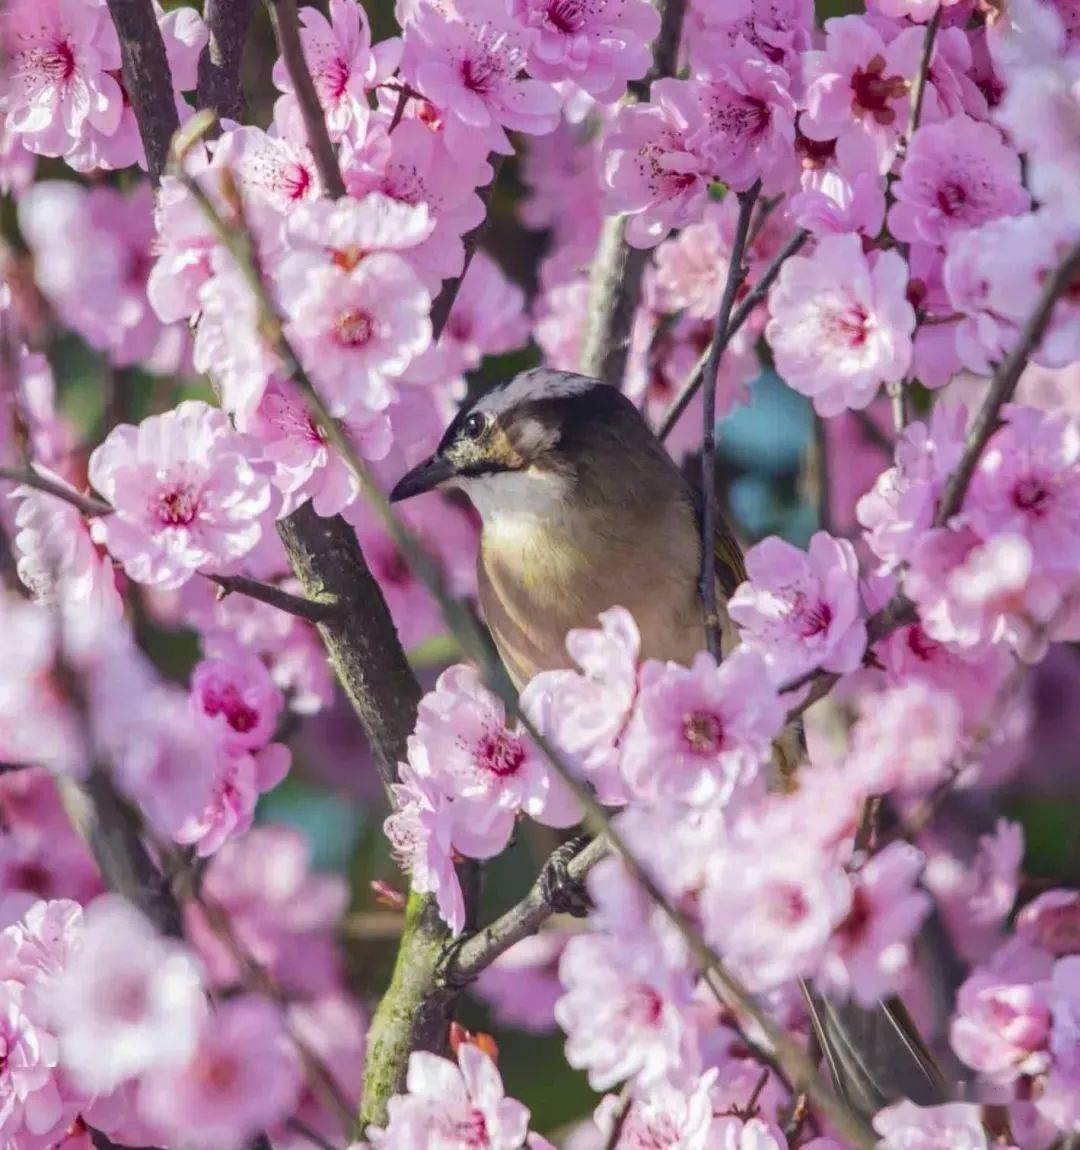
(0, 0, 1078, 1146)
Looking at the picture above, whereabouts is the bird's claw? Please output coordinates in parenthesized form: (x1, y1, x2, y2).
(539, 834, 592, 918)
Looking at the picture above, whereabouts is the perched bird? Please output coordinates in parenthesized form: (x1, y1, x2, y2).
(390, 366, 945, 1117)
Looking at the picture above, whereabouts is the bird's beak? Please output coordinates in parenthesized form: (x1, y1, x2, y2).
(389, 454, 455, 503)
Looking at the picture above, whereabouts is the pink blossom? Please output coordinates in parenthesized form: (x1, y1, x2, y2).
(211, 121, 322, 213)
(951, 967, 1052, 1083)
(283, 254, 432, 420)
(190, 654, 284, 752)
(385, 760, 471, 933)
(874, 1101, 990, 1150)
(556, 931, 699, 1089)
(411, 664, 578, 827)
(819, 841, 931, 1007)
(601, 78, 713, 248)
(273, 0, 400, 141)
(621, 649, 783, 805)
(148, 171, 220, 325)
(693, 50, 797, 192)
(1038, 955, 1080, 1131)
(728, 531, 867, 685)
(18, 181, 179, 369)
(710, 1116, 789, 1150)
(521, 607, 639, 807)
(438, 252, 530, 377)
(888, 116, 1029, 247)
(791, 131, 886, 237)
(185, 825, 347, 998)
(369, 1045, 531, 1149)
(593, 1074, 716, 1149)
(512, 0, 659, 102)
(0, 993, 67, 1150)
(688, 0, 812, 85)
(857, 402, 968, 571)
(848, 682, 962, 795)
(402, 0, 562, 159)
(174, 742, 291, 857)
(44, 894, 205, 1094)
(139, 995, 301, 1149)
(1, 0, 123, 159)
(88, 401, 275, 590)
(800, 16, 911, 168)
(0, 113, 36, 194)
(1018, 890, 1080, 959)
(765, 233, 914, 416)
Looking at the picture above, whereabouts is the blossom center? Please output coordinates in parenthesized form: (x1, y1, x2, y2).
(437, 1108, 490, 1147)
(199, 1054, 241, 1093)
(851, 55, 907, 124)
(766, 882, 809, 926)
(323, 56, 352, 102)
(936, 180, 968, 217)
(475, 728, 527, 777)
(545, 0, 586, 34)
(682, 710, 724, 755)
(1012, 475, 1051, 515)
(335, 308, 375, 347)
(204, 683, 259, 735)
(824, 301, 870, 348)
(32, 38, 77, 83)
(156, 484, 199, 526)
(790, 592, 833, 638)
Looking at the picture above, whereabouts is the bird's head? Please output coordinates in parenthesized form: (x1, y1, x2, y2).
(389, 368, 676, 521)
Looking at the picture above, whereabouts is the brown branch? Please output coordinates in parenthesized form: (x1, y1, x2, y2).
(197, 0, 256, 123)
(579, 0, 687, 384)
(447, 836, 608, 983)
(905, 7, 942, 147)
(0, 466, 114, 517)
(265, 0, 347, 198)
(657, 228, 810, 441)
(206, 571, 339, 625)
(934, 238, 1080, 527)
(700, 181, 760, 657)
(104, 0, 181, 184)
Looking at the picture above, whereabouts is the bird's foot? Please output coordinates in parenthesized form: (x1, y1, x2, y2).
(539, 834, 593, 918)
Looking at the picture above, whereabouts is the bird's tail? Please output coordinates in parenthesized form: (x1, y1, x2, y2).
(802, 983, 948, 1119)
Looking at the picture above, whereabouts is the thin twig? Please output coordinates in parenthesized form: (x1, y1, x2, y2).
(906, 7, 942, 147)
(0, 466, 113, 517)
(447, 837, 609, 982)
(657, 228, 810, 441)
(701, 181, 760, 656)
(265, 0, 347, 198)
(207, 572, 339, 625)
(103, 0, 181, 184)
(934, 238, 1080, 527)
(197, 0, 256, 124)
(602, 1085, 634, 1150)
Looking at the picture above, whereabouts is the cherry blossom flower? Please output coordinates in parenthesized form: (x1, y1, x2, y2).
(693, 49, 797, 192)
(621, 648, 782, 806)
(951, 966, 1052, 1084)
(521, 607, 640, 806)
(401, 0, 562, 159)
(711, 1116, 789, 1150)
(44, 894, 205, 1094)
(369, 1044, 531, 1149)
(819, 841, 931, 1007)
(211, 121, 322, 213)
(765, 233, 914, 416)
(512, 0, 660, 102)
(87, 401, 275, 590)
(593, 1073, 716, 1149)
(888, 116, 1029, 247)
(1017, 890, 1080, 958)
(791, 130, 886, 237)
(283, 254, 432, 419)
(688, 0, 812, 84)
(438, 251, 530, 377)
(1038, 955, 1080, 1131)
(474, 932, 568, 1033)
(874, 1101, 990, 1150)
(728, 532, 867, 685)
(273, 0, 400, 141)
(1, 0, 123, 159)
(139, 995, 301, 1149)
(602, 78, 713, 248)
(190, 654, 285, 753)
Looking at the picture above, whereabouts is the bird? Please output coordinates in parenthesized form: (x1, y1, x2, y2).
(389, 366, 946, 1119)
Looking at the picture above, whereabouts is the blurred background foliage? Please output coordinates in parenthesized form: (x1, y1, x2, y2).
(15, 0, 1078, 1135)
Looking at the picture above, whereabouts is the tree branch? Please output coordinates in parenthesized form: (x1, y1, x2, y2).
(934, 238, 1080, 527)
(579, 0, 687, 384)
(265, 0, 347, 198)
(206, 571, 340, 626)
(447, 836, 609, 983)
(657, 228, 810, 441)
(197, 0, 256, 123)
(905, 7, 942, 147)
(700, 181, 760, 656)
(104, 0, 181, 184)
(0, 466, 113, 517)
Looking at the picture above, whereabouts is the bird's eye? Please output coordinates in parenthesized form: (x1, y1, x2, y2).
(461, 411, 488, 441)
